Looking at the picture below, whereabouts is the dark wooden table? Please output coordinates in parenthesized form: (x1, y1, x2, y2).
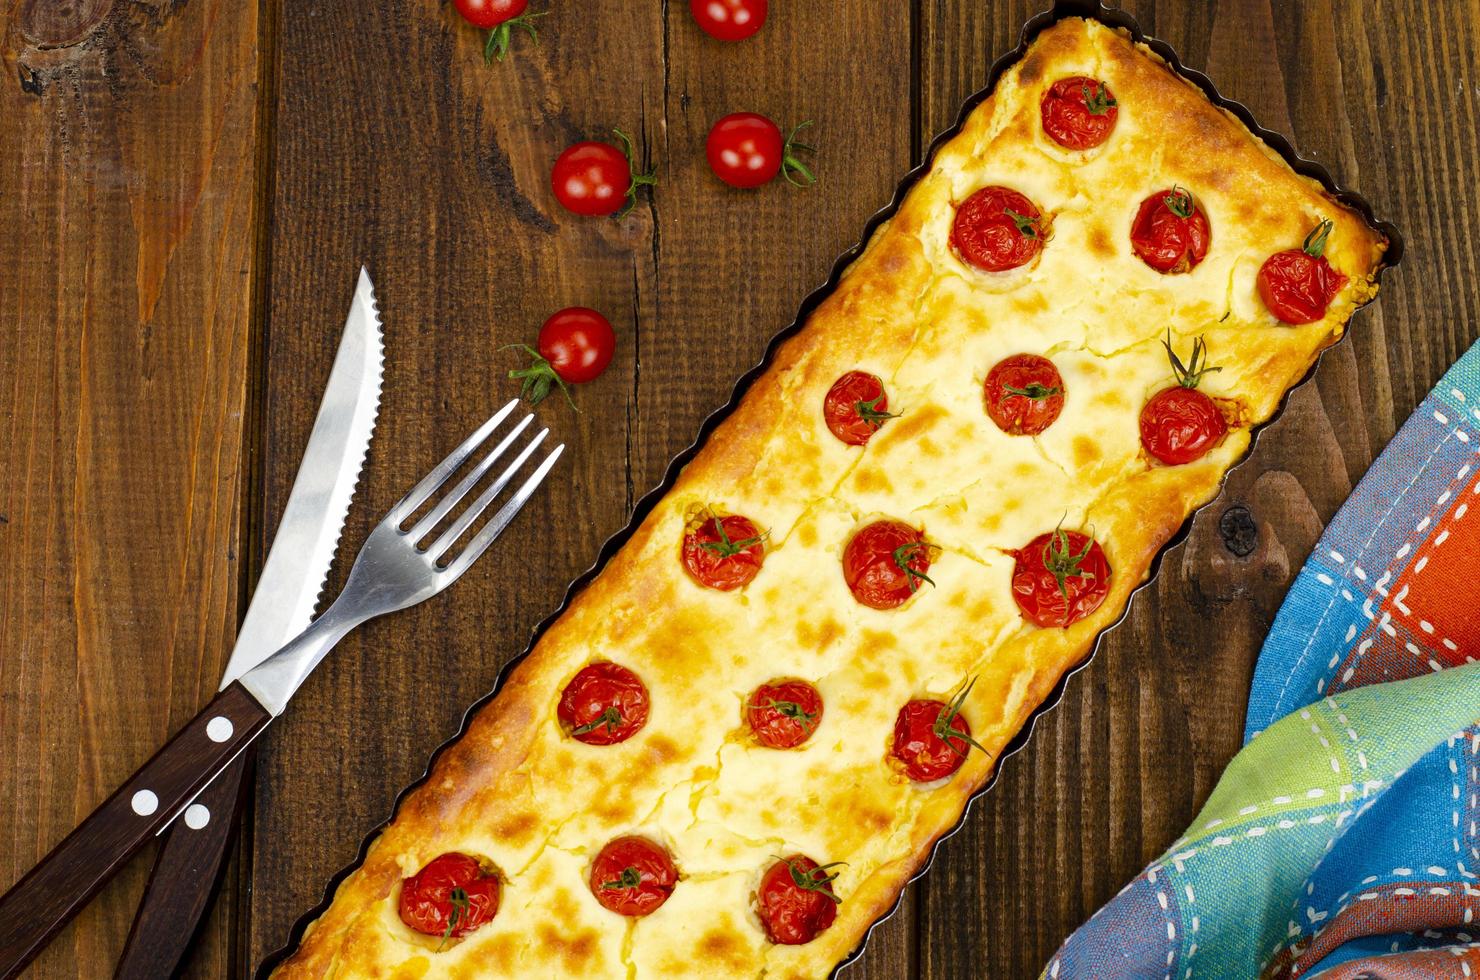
(3, 0, 1477, 976)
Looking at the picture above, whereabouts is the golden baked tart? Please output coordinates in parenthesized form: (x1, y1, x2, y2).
(273, 16, 1387, 978)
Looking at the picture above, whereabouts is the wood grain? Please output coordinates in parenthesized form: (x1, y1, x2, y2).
(2, 0, 1478, 977)
(0, 0, 266, 977)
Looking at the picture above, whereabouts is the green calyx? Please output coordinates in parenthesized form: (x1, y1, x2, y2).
(932, 677, 991, 758)
(1004, 207, 1040, 238)
(1082, 81, 1116, 115)
(696, 511, 766, 558)
(504, 343, 577, 411)
(781, 121, 819, 188)
(1042, 519, 1095, 600)
(1003, 382, 1062, 401)
(785, 858, 845, 903)
(484, 10, 547, 64)
(572, 705, 623, 737)
(1163, 186, 1194, 219)
(1162, 329, 1221, 390)
(1302, 218, 1335, 258)
(601, 867, 642, 890)
(613, 127, 658, 220)
(855, 395, 900, 428)
(760, 698, 819, 733)
(438, 886, 471, 950)
(891, 540, 936, 594)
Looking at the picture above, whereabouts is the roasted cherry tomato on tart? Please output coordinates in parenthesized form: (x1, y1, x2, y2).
(1011, 526, 1111, 628)
(551, 129, 657, 218)
(950, 186, 1046, 273)
(398, 852, 500, 943)
(890, 680, 986, 782)
(1140, 333, 1227, 466)
(1040, 76, 1118, 150)
(682, 511, 766, 591)
(506, 306, 616, 406)
(823, 370, 896, 446)
(690, 0, 767, 41)
(1257, 219, 1349, 324)
(706, 113, 816, 189)
(842, 520, 936, 610)
(1131, 186, 1210, 274)
(747, 680, 824, 749)
(558, 662, 650, 745)
(756, 855, 841, 945)
(589, 836, 678, 917)
(984, 353, 1065, 435)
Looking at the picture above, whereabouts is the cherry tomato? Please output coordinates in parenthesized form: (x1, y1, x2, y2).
(984, 354, 1065, 436)
(823, 371, 894, 446)
(706, 113, 816, 189)
(558, 662, 650, 745)
(747, 680, 824, 749)
(950, 186, 1046, 273)
(756, 855, 840, 945)
(1131, 187, 1210, 273)
(890, 697, 976, 782)
(842, 520, 934, 610)
(454, 0, 526, 30)
(682, 512, 765, 591)
(1011, 528, 1111, 628)
(690, 0, 768, 41)
(1257, 219, 1349, 324)
(540, 308, 614, 383)
(1140, 333, 1227, 465)
(589, 836, 678, 917)
(398, 852, 500, 940)
(1141, 387, 1226, 465)
(507, 307, 616, 406)
(1040, 76, 1118, 150)
(551, 130, 656, 218)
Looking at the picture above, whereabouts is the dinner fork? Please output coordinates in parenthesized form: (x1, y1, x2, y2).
(0, 399, 563, 978)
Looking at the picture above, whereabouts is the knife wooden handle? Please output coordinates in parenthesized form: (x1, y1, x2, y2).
(0, 683, 271, 980)
(114, 751, 253, 980)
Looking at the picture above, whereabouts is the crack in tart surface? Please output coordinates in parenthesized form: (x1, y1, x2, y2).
(272, 17, 1387, 979)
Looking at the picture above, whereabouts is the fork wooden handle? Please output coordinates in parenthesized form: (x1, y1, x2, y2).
(0, 683, 270, 979)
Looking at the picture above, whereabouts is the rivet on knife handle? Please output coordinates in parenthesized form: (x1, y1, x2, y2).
(0, 684, 272, 980)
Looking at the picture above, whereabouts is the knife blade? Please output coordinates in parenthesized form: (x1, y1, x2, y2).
(112, 267, 385, 980)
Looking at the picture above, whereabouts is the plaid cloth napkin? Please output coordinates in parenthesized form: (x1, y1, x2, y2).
(1046, 342, 1480, 979)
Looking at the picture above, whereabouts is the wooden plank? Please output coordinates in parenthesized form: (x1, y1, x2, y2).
(915, 0, 1480, 975)
(0, 0, 266, 976)
(245, 0, 664, 965)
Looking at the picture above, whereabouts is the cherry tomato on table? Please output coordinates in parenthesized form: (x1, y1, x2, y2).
(506, 307, 615, 407)
(558, 662, 650, 745)
(1011, 526, 1111, 628)
(890, 680, 985, 782)
(589, 836, 678, 917)
(398, 852, 500, 941)
(1257, 219, 1349, 324)
(1131, 186, 1210, 273)
(950, 186, 1046, 273)
(842, 520, 935, 610)
(756, 855, 840, 945)
(823, 370, 895, 446)
(453, 0, 543, 62)
(706, 113, 816, 189)
(1040, 76, 1118, 150)
(747, 679, 824, 749)
(551, 129, 657, 217)
(1140, 333, 1228, 465)
(983, 353, 1065, 436)
(690, 0, 768, 41)
(682, 511, 766, 591)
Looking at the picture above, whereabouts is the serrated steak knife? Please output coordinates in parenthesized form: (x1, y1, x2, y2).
(115, 267, 384, 979)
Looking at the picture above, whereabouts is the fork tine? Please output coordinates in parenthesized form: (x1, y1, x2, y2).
(392, 399, 519, 522)
(424, 428, 549, 563)
(406, 412, 534, 542)
(440, 444, 565, 578)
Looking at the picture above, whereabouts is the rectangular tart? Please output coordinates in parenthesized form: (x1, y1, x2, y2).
(273, 16, 1387, 979)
